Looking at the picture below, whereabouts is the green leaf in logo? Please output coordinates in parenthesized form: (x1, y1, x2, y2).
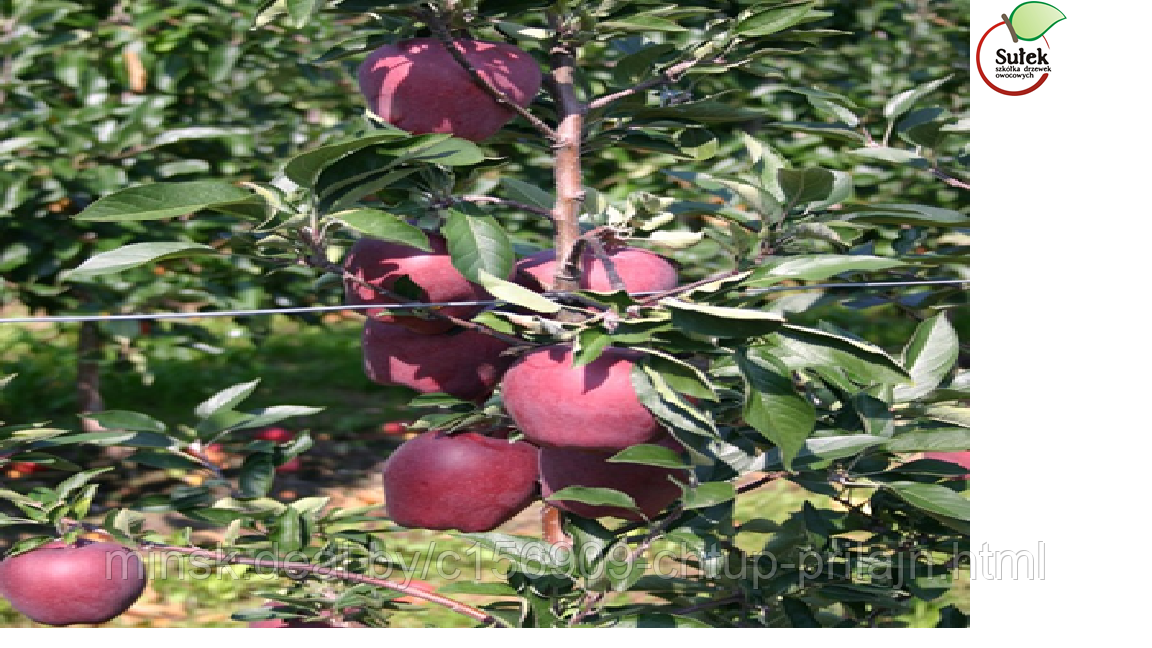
(1008, 2, 1066, 41)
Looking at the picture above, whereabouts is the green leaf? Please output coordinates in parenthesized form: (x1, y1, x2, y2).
(736, 1, 815, 36)
(737, 347, 815, 471)
(195, 380, 261, 419)
(1009, 2, 1067, 41)
(661, 298, 785, 338)
(442, 210, 514, 284)
(888, 481, 969, 521)
(500, 178, 554, 214)
(601, 15, 688, 33)
(82, 410, 166, 433)
(461, 533, 574, 577)
(273, 506, 305, 553)
(754, 434, 888, 470)
(573, 328, 613, 367)
(547, 486, 640, 513)
(335, 210, 431, 250)
(770, 324, 910, 386)
(438, 582, 518, 596)
(610, 613, 713, 628)
(62, 242, 217, 280)
(884, 76, 954, 121)
(75, 181, 260, 222)
(894, 314, 960, 402)
(237, 453, 277, 500)
(36, 431, 173, 449)
(681, 482, 735, 509)
(285, 0, 323, 29)
(633, 101, 764, 123)
(778, 167, 836, 205)
(478, 270, 561, 313)
(55, 467, 114, 500)
(750, 255, 905, 286)
(782, 596, 821, 627)
(128, 450, 204, 471)
(887, 427, 969, 453)
(398, 137, 485, 167)
(849, 147, 925, 164)
(607, 443, 690, 469)
(636, 349, 718, 401)
(283, 131, 409, 187)
(833, 203, 969, 226)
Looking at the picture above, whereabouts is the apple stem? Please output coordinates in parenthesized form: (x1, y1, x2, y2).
(141, 543, 510, 628)
(421, 6, 557, 141)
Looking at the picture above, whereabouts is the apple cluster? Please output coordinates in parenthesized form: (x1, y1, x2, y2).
(351, 235, 688, 531)
(351, 36, 693, 533)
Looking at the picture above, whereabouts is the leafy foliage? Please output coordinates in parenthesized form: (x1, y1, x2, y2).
(2, 0, 969, 629)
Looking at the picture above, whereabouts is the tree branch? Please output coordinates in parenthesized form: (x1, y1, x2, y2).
(143, 543, 507, 627)
(546, 15, 586, 305)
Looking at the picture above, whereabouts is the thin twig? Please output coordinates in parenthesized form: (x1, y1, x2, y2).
(930, 168, 970, 190)
(587, 58, 705, 111)
(142, 543, 507, 627)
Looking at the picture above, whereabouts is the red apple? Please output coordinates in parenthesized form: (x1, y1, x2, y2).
(344, 234, 494, 334)
(254, 427, 295, 444)
(515, 246, 679, 295)
(382, 430, 540, 533)
(362, 319, 515, 403)
(502, 345, 663, 451)
(924, 451, 970, 479)
(539, 436, 689, 521)
(381, 421, 411, 436)
(358, 38, 542, 142)
(0, 540, 147, 626)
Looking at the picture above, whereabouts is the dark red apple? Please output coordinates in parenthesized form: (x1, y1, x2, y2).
(0, 540, 147, 626)
(501, 345, 663, 451)
(382, 430, 540, 533)
(358, 38, 543, 142)
(254, 427, 295, 444)
(362, 319, 515, 403)
(344, 234, 494, 334)
(924, 451, 971, 480)
(515, 246, 678, 295)
(539, 437, 689, 521)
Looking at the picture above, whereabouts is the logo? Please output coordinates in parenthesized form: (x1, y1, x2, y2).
(977, 2, 1067, 96)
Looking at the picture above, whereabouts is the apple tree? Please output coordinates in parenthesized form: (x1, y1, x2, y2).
(1, 0, 969, 628)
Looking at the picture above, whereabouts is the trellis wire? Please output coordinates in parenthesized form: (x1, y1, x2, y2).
(0, 278, 968, 325)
